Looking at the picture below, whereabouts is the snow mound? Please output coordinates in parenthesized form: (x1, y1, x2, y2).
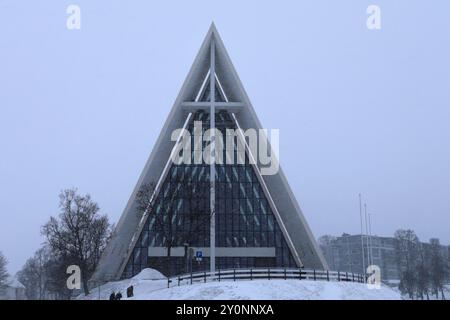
(79, 268, 167, 300)
(81, 276, 401, 300)
(132, 268, 166, 280)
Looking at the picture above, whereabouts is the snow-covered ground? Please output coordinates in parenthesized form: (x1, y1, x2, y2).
(80, 268, 401, 300)
(135, 279, 400, 300)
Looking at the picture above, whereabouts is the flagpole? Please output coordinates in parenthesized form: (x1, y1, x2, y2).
(359, 194, 365, 275)
(368, 211, 373, 267)
(364, 203, 371, 267)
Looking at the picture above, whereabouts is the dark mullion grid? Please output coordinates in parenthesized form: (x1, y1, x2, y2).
(122, 110, 297, 278)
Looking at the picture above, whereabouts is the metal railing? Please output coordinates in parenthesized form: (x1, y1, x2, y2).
(167, 268, 366, 288)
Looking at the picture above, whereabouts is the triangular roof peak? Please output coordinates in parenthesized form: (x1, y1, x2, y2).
(171, 22, 245, 105)
(199, 22, 221, 46)
(207, 21, 219, 37)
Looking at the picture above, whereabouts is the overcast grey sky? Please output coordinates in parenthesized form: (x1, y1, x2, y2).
(1, 1, 449, 273)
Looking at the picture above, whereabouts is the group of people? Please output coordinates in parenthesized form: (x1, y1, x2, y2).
(109, 291, 122, 300)
(109, 285, 134, 300)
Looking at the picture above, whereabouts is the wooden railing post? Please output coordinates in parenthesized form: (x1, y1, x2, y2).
(178, 276, 180, 286)
(218, 269, 221, 282)
(268, 268, 271, 280)
(327, 270, 329, 281)
(204, 271, 206, 283)
(233, 269, 236, 282)
(338, 271, 340, 282)
(250, 268, 253, 281)
(313, 269, 316, 281)
(190, 270, 193, 285)
(284, 268, 287, 280)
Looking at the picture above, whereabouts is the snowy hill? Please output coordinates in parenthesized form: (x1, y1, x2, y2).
(81, 268, 401, 300)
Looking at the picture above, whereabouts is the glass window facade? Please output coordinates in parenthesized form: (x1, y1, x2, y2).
(122, 111, 297, 278)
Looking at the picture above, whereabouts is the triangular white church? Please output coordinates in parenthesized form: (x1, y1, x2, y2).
(92, 24, 328, 282)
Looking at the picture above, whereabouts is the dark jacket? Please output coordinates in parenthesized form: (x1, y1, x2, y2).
(127, 286, 134, 298)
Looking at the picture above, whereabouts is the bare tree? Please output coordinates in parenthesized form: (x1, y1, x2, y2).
(394, 229, 420, 299)
(44, 254, 73, 300)
(317, 235, 337, 269)
(17, 258, 39, 300)
(17, 247, 49, 300)
(416, 243, 430, 300)
(0, 251, 9, 294)
(429, 238, 447, 300)
(41, 188, 111, 295)
(18, 246, 73, 300)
